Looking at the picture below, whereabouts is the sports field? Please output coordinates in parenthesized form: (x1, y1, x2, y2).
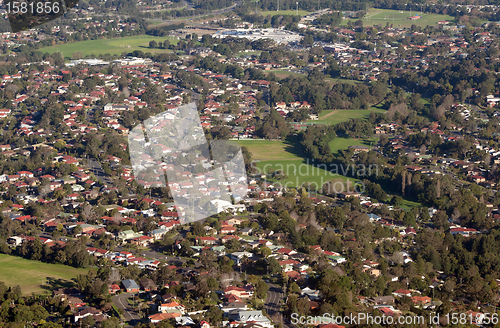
(308, 108, 386, 125)
(0, 254, 88, 295)
(266, 69, 305, 79)
(255, 159, 358, 188)
(343, 9, 455, 28)
(259, 10, 311, 16)
(236, 139, 358, 188)
(236, 139, 303, 161)
(40, 35, 178, 59)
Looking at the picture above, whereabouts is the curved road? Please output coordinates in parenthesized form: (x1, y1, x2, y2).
(112, 292, 141, 325)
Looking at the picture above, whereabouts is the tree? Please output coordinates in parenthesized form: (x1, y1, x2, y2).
(102, 317, 120, 328)
(289, 282, 300, 294)
(260, 246, 272, 258)
(205, 306, 224, 325)
(268, 257, 281, 274)
(301, 34, 314, 47)
(81, 315, 95, 328)
(149, 40, 158, 48)
(256, 279, 269, 299)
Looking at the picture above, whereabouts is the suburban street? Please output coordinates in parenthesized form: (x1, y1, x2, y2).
(88, 158, 113, 186)
(112, 292, 141, 326)
(264, 283, 290, 327)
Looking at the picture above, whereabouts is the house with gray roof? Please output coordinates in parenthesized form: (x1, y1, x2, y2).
(122, 279, 140, 292)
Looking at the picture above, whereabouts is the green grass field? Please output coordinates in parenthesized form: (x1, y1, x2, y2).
(343, 9, 455, 28)
(235, 140, 303, 161)
(255, 159, 359, 188)
(266, 69, 305, 79)
(400, 199, 423, 210)
(259, 10, 311, 16)
(329, 137, 377, 154)
(0, 254, 88, 295)
(325, 77, 361, 85)
(40, 35, 178, 59)
(308, 108, 386, 125)
(236, 139, 358, 188)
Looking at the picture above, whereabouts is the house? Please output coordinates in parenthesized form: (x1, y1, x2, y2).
(412, 296, 431, 305)
(108, 284, 121, 294)
(228, 251, 252, 265)
(0, 109, 11, 119)
(362, 266, 381, 277)
(118, 230, 143, 242)
(279, 259, 299, 272)
(227, 217, 246, 225)
(301, 287, 321, 301)
(220, 225, 237, 234)
(197, 236, 217, 245)
(73, 307, 103, 323)
(221, 235, 240, 243)
(367, 296, 395, 305)
(139, 278, 157, 291)
(122, 279, 140, 292)
(449, 227, 478, 237)
(220, 301, 248, 313)
(149, 228, 168, 240)
(240, 227, 252, 235)
(392, 289, 411, 297)
(209, 199, 246, 214)
(379, 307, 395, 316)
(277, 247, 297, 257)
(228, 310, 272, 328)
(158, 301, 186, 314)
(7, 236, 23, 246)
(149, 312, 181, 323)
(224, 286, 252, 299)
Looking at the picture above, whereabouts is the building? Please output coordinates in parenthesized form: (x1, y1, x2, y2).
(122, 279, 140, 292)
(228, 310, 273, 328)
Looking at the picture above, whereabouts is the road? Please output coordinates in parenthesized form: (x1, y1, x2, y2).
(112, 292, 141, 325)
(115, 245, 187, 266)
(264, 282, 290, 327)
(143, 2, 238, 24)
(88, 158, 113, 186)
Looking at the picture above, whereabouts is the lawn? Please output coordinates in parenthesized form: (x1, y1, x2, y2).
(236, 140, 359, 189)
(266, 69, 305, 79)
(259, 10, 311, 16)
(235, 140, 303, 161)
(0, 254, 88, 295)
(308, 108, 386, 125)
(39, 35, 178, 59)
(255, 159, 359, 189)
(329, 136, 377, 154)
(343, 9, 455, 28)
(237, 50, 262, 57)
(400, 198, 423, 210)
(325, 77, 361, 85)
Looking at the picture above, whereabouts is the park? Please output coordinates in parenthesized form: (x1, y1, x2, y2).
(40, 35, 178, 59)
(0, 254, 88, 295)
